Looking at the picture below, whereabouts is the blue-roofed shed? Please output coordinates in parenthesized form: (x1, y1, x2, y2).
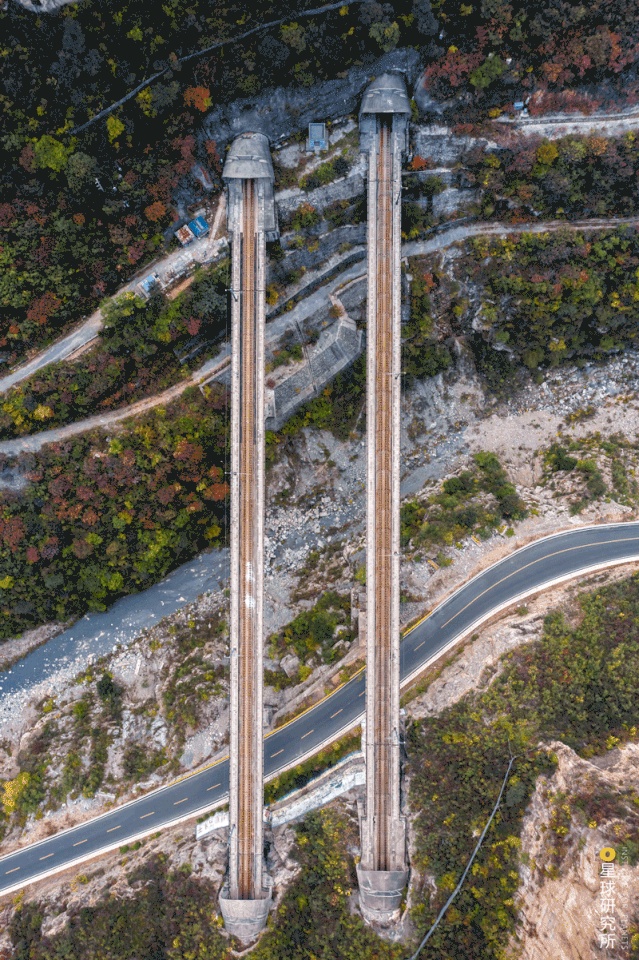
(188, 216, 209, 238)
(137, 273, 160, 299)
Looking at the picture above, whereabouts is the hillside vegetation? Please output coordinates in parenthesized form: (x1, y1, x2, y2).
(466, 227, 639, 374)
(0, 263, 227, 440)
(8, 574, 639, 958)
(0, 388, 228, 640)
(407, 573, 639, 956)
(0, 0, 425, 364)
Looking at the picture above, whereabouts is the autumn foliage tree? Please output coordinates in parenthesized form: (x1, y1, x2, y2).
(0, 387, 229, 640)
(0, 262, 229, 442)
(420, 0, 639, 109)
(465, 132, 639, 222)
(26, 292, 62, 327)
(1, 0, 423, 369)
(183, 86, 212, 112)
(465, 228, 639, 371)
(143, 201, 167, 223)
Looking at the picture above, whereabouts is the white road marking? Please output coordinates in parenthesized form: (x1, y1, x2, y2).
(300, 729, 314, 739)
(139, 811, 155, 819)
(206, 783, 222, 792)
(39, 853, 54, 861)
(106, 825, 120, 833)
(330, 709, 343, 718)
(270, 749, 284, 758)
(173, 797, 188, 805)
(73, 839, 87, 847)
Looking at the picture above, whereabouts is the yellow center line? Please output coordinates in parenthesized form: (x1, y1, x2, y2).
(106, 825, 120, 833)
(39, 853, 54, 861)
(5, 867, 19, 874)
(270, 749, 284, 758)
(263, 667, 366, 739)
(149, 527, 639, 793)
(139, 811, 154, 819)
(206, 783, 222, 792)
(330, 708, 343, 719)
(440, 537, 639, 630)
(173, 797, 188, 805)
(73, 839, 87, 847)
(300, 729, 314, 740)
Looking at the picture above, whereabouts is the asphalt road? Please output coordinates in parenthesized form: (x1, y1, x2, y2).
(0, 217, 637, 406)
(1, 522, 638, 897)
(0, 214, 217, 398)
(0, 314, 104, 396)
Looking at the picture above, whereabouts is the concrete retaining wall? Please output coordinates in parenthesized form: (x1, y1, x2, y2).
(196, 751, 364, 840)
(265, 315, 363, 431)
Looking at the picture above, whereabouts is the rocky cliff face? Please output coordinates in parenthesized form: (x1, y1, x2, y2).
(12, 0, 78, 12)
(201, 48, 421, 156)
(512, 741, 639, 960)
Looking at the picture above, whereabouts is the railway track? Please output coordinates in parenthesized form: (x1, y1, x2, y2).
(372, 117, 394, 871)
(237, 178, 259, 899)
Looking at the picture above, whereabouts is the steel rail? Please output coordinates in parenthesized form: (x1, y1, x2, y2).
(236, 179, 259, 899)
(372, 118, 395, 870)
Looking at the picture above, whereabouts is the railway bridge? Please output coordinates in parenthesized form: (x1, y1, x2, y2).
(219, 132, 277, 942)
(358, 72, 411, 921)
(211, 77, 412, 938)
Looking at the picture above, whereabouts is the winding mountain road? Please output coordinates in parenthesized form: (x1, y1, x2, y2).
(1, 522, 638, 898)
(0, 201, 226, 399)
(4, 94, 639, 400)
(496, 107, 639, 139)
(2, 215, 638, 457)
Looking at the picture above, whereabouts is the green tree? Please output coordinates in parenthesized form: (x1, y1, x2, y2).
(33, 135, 72, 173)
(280, 22, 307, 52)
(369, 20, 401, 52)
(469, 54, 506, 89)
(65, 151, 97, 193)
(106, 114, 125, 143)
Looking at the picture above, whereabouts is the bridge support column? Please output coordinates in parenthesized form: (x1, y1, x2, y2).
(356, 864, 409, 919)
(219, 886, 272, 943)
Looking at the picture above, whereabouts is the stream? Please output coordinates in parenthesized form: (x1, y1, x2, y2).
(0, 548, 229, 730)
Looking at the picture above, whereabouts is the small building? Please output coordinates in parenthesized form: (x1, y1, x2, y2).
(137, 273, 160, 300)
(188, 215, 209, 238)
(307, 122, 327, 152)
(176, 224, 196, 246)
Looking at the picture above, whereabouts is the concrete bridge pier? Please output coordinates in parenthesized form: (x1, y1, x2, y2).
(219, 132, 278, 943)
(219, 886, 272, 943)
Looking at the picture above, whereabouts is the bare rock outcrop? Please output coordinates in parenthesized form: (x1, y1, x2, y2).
(12, 0, 78, 11)
(512, 741, 639, 960)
